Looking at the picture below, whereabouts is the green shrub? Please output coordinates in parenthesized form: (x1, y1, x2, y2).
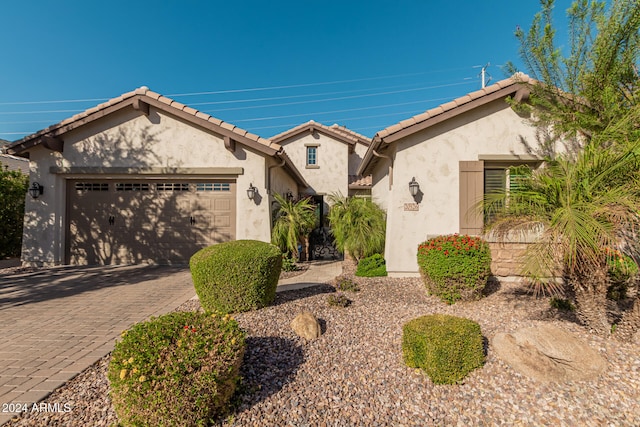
(355, 253, 388, 277)
(336, 277, 360, 292)
(327, 193, 386, 261)
(402, 314, 484, 385)
(327, 292, 351, 307)
(108, 311, 245, 426)
(281, 254, 299, 272)
(0, 165, 28, 258)
(417, 234, 492, 304)
(190, 240, 282, 314)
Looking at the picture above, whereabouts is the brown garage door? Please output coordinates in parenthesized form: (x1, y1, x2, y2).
(66, 179, 236, 265)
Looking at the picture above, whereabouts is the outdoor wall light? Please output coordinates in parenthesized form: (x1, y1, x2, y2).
(28, 182, 44, 199)
(409, 177, 420, 197)
(285, 190, 294, 201)
(247, 183, 257, 200)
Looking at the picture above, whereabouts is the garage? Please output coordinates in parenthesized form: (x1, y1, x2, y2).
(66, 179, 236, 265)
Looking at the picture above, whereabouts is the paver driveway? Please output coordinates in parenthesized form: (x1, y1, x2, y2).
(0, 265, 195, 425)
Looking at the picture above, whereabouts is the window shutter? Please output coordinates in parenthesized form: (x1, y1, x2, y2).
(459, 161, 484, 235)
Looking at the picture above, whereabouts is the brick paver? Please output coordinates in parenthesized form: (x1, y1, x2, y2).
(0, 265, 195, 425)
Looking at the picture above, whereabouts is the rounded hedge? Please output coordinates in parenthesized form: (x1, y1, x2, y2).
(402, 314, 484, 385)
(108, 311, 245, 426)
(355, 253, 388, 277)
(190, 240, 283, 314)
(417, 234, 492, 304)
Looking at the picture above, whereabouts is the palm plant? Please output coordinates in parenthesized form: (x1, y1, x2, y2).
(484, 114, 640, 338)
(271, 193, 316, 261)
(327, 192, 386, 262)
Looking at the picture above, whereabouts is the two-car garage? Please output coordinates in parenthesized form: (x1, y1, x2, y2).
(66, 179, 236, 265)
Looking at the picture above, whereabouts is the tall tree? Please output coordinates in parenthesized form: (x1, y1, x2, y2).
(492, 0, 640, 339)
(508, 0, 640, 147)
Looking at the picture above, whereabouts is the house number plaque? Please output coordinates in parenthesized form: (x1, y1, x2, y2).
(404, 203, 419, 211)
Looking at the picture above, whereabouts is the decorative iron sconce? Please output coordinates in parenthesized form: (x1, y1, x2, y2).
(28, 182, 44, 199)
(409, 177, 420, 197)
(247, 183, 257, 200)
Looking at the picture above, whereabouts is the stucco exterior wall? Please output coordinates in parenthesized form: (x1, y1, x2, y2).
(348, 142, 368, 175)
(21, 106, 280, 266)
(279, 131, 349, 197)
(375, 100, 546, 276)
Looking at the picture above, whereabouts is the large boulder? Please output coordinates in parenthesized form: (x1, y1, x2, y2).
(492, 324, 606, 382)
(291, 311, 322, 340)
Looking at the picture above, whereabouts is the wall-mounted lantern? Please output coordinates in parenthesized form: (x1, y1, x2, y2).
(247, 183, 257, 200)
(409, 177, 420, 197)
(28, 182, 44, 199)
(285, 190, 294, 201)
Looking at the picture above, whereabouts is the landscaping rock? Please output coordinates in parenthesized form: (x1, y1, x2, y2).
(492, 323, 606, 382)
(291, 311, 322, 340)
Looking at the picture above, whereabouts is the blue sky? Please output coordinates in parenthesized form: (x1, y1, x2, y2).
(0, 1, 574, 141)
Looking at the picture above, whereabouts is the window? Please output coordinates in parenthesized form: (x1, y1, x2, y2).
(115, 183, 150, 191)
(75, 182, 108, 191)
(484, 166, 532, 221)
(196, 182, 230, 192)
(156, 183, 190, 191)
(306, 146, 317, 167)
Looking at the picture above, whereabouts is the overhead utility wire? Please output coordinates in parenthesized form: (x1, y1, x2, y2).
(0, 66, 478, 107)
(207, 80, 475, 113)
(166, 67, 475, 97)
(228, 96, 456, 123)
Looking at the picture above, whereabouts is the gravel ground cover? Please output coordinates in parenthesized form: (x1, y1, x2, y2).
(4, 262, 640, 426)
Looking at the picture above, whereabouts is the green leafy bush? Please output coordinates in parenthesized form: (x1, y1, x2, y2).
(190, 240, 282, 314)
(336, 277, 360, 292)
(402, 314, 484, 385)
(355, 253, 388, 277)
(0, 165, 28, 258)
(327, 193, 386, 261)
(281, 254, 299, 272)
(327, 292, 351, 307)
(108, 311, 245, 426)
(417, 234, 492, 304)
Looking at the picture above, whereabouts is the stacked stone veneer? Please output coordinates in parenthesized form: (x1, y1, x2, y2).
(484, 227, 544, 278)
(488, 241, 531, 277)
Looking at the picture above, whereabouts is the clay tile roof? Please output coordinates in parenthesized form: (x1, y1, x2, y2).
(271, 121, 371, 146)
(8, 86, 285, 156)
(372, 73, 533, 143)
(348, 174, 373, 188)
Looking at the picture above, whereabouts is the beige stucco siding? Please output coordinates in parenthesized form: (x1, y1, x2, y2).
(348, 142, 368, 176)
(279, 132, 349, 197)
(376, 100, 544, 276)
(21, 106, 275, 266)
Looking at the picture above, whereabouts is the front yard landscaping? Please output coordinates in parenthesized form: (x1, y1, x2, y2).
(5, 261, 639, 426)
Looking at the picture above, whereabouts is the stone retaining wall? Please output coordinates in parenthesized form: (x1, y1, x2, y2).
(488, 241, 530, 277)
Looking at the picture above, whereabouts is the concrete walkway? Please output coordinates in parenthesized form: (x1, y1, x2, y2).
(276, 260, 343, 292)
(0, 265, 195, 425)
(0, 261, 342, 425)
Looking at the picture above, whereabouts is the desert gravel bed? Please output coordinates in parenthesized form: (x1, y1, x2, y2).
(4, 262, 640, 426)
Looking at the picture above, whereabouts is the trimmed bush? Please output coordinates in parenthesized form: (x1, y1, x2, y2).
(0, 165, 28, 258)
(190, 240, 282, 314)
(108, 311, 245, 426)
(402, 314, 484, 385)
(417, 234, 491, 304)
(281, 254, 299, 272)
(355, 253, 388, 277)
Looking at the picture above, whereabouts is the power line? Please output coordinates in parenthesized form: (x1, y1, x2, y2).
(206, 80, 475, 113)
(0, 65, 478, 106)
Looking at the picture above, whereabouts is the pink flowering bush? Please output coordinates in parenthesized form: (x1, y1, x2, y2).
(417, 234, 492, 304)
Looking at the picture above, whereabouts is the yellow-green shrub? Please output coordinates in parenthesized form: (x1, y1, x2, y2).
(190, 240, 282, 314)
(402, 314, 484, 384)
(108, 311, 245, 426)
